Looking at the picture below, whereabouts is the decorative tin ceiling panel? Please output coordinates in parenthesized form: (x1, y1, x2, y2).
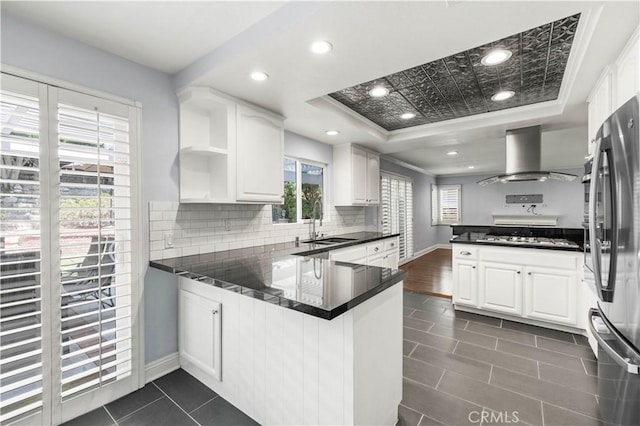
(329, 13, 580, 131)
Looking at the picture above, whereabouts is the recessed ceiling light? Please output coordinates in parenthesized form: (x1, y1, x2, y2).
(447, 151, 458, 156)
(250, 71, 269, 81)
(310, 40, 333, 54)
(325, 130, 340, 136)
(468, 165, 475, 169)
(481, 49, 512, 66)
(491, 90, 515, 101)
(400, 113, 416, 120)
(369, 86, 389, 97)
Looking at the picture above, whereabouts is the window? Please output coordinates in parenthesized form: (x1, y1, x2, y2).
(1, 73, 141, 424)
(431, 184, 461, 225)
(272, 158, 325, 224)
(381, 173, 413, 260)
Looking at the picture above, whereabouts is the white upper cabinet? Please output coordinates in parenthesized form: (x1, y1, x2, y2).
(613, 29, 639, 111)
(333, 144, 380, 206)
(588, 28, 639, 155)
(236, 106, 284, 203)
(587, 69, 612, 155)
(178, 87, 284, 204)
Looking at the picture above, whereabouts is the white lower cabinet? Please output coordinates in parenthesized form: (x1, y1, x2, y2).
(524, 267, 577, 326)
(479, 262, 523, 316)
(452, 244, 582, 330)
(453, 259, 477, 307)
(179, 288, 222, 381)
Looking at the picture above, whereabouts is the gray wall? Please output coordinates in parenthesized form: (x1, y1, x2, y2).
(2, 12, 180, 364)
(376, 159, 439, 253)
(435, 167, 584, 244)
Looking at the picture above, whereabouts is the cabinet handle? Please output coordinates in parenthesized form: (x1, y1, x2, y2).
(374, 247, 379, 252)
(527, 272, 532, 276)
(517, 271, 521, 274)
(472, 266, 476, 269)
(460, 251, 471, 256)
(212, 310, 218, 315)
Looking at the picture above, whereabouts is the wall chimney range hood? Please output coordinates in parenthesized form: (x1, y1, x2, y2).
(477, 126, 577, 186)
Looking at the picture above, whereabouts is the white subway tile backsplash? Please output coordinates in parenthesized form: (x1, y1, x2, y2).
(148, 201, 367, 260)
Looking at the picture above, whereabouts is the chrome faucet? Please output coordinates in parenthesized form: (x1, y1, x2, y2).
(310, 199, 323, 240)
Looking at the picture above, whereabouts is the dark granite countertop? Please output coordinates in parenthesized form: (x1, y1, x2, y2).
(449, 225, 583, 252)
(150, 232, 406, 320)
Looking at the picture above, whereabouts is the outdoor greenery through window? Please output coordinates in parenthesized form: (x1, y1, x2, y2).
(272, 158, 324, 223)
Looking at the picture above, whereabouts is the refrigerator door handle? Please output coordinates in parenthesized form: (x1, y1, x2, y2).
(589, 309, 640, 374)
(589, 141, 603, 295)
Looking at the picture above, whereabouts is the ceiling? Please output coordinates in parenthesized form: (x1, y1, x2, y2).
(3, 1, 638, 176)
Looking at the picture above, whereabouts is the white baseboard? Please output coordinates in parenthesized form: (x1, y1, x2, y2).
(400, 243, 451, 265)
(145, 352, 180, 383)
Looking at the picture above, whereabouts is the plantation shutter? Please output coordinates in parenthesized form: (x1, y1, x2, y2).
(438, 185, 461, 224)
(56, 90, 134, 399)
(1, 73, 140, 425)
(380, 173, 413, 261)
(0, 78, 46, 423)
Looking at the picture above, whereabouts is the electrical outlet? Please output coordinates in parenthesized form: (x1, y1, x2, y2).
(164, 232, 174, 249)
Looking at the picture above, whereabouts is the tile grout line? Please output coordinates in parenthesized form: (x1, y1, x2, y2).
(107, 395, 165, 424)
(580, 358, 589, 376)
(152, 382, 203, 426)
(434, 370, 446, 390)
(188, 395, 219, 415)
(407, 342, 419, 358)
(537, 361, 540, 379)
(103, 405, 118, 426)
(488, 365, 493, 384)
(540, 401, 545, 426)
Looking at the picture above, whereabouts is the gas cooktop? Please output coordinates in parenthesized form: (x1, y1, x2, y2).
(476, 234, 579, 248)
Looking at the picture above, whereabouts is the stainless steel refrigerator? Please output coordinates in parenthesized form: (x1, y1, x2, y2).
(587, 94, 640, 425)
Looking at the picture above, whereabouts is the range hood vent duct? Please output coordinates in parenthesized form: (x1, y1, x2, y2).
(477, 125, 577, 186)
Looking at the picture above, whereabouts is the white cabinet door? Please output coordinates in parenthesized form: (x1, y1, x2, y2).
(383, 252, 399, 269)
(615, 36, 639, 110)
(236, 105, 284, 203)
(453, 260, 477, 307)
(179, 289, 222, 381)
(524, 267, 577, 326)
(351, 146, 368, 204)
(479, 262, 523, 315)
(588, 71, 612, 154)
(366, 152, 380, 204)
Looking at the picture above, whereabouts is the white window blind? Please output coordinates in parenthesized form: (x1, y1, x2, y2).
(0, 87, 45, 422)
(432, 184, 461, 225)
(381, 173, 413, 261)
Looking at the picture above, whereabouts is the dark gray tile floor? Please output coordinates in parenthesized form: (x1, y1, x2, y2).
(399, 291, 602, 426)
(62, 369, 257, 426)
(64, 291, 601, 426)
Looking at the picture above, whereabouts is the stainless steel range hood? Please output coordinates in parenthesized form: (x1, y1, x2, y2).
(477, 126, 577, 186)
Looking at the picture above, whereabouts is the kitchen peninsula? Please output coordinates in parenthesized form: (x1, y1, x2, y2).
(151, 233, 405, 425)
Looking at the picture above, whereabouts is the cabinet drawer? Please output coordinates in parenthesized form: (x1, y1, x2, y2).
(383, 238, 399, 252)
(367, 242, 384, 257)
(454, 245, 478, 260)
(330, 245, 367, 263)
(480, 248, 579, 270)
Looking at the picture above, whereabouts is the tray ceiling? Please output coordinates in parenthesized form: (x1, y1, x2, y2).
(329, 13, 581, 131)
